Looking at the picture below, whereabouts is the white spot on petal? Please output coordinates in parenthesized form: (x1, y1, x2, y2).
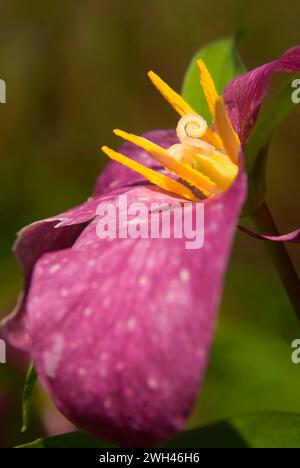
(127, 318, 136, 331)
(100, 352, 109, 362)
(50, 264, 60, 274)
(139, 275, 147, 286)
(44, 335, 65, 378)
(83, 307, 92, 317)
(147, 377, 158, 389)
(179, 268, 190, 283)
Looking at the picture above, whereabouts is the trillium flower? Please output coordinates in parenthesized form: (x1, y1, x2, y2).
(2, 46, 300, 447)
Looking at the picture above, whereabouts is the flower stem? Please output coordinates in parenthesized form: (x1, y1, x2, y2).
(252, 202, 300, 322)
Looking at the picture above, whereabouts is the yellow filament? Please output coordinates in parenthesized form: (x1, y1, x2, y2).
(148, 71, 224, 150)
(101, 146, 199, 202)
(114, 129, 220, 196)
(214, 97, 240, 164)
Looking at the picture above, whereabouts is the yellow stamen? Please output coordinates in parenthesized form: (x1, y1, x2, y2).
(183, 150, 238, 191)
(102, 62, 240, 203)
(101, 146, 199, 202)
(214, 97, 240, 164)
(148, 70, 224, 150)
(148, 71, 195, 117)
(114, 129, 220, 196)
(201, 126, 223, 149)
(197, 59, 219, 120)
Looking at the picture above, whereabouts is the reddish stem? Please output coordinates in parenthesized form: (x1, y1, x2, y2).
(252, 202, 300, 322)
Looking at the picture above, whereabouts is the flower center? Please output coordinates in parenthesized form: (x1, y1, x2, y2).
(167, 114, 238, 192)
(172, 114, 214, 156)
(102, 59, 241, 202)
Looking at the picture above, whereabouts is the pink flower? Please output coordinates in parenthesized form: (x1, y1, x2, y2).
(2, 46, 300, 447)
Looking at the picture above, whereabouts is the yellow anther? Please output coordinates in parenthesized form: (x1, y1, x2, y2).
(101, 146, 200, 202)
(148, 70, 224, 150)
(197, 59, 219, 120)
(102, 62, 240, 203)
(113, 129, 219, 196)
(148, 71, 195, 117)
(214, 97, 240, 165)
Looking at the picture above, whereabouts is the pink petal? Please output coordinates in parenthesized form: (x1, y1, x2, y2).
(223, 45, 300, 144)
(26, 173, 246, 446)
(239, 225, 300, 243)
(1, 129, 181, 352)
(1, 198, 101, 351)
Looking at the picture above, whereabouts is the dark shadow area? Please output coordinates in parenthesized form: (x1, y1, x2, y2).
(167, 422, 249, 448)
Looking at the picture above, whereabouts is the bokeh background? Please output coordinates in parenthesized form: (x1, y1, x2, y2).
(0, 0, 300, 447)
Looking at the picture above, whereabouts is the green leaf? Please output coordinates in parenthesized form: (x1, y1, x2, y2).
(17, 431, 117, 448)
(182, 37, 245, 122)
(21, 362, 37, 433)
(244, 81, 299, 214)
(18, 413, 300, 448)
(167, 412, 300, 448)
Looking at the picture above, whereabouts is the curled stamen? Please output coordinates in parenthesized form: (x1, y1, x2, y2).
(176, 114, 214, 155)
(177, 114, 207, 139)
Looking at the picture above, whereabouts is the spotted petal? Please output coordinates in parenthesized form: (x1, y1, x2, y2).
(1, 197, 102, 350)
(3, 130, 181, 351)
(25, 169, 246, 446)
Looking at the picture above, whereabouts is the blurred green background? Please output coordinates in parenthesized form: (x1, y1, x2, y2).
(0, 0, 300, 447)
